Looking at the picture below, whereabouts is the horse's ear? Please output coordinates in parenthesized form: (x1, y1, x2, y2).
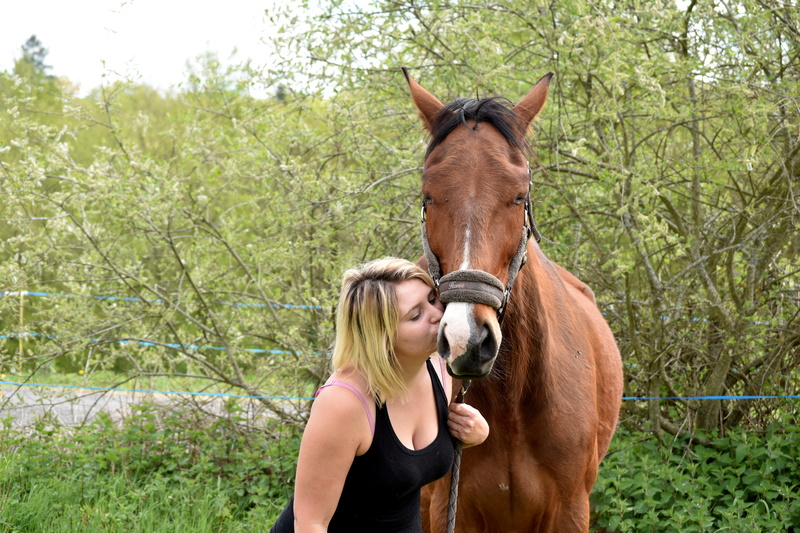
(401, 67, 444, 135)
(513, 72, 554, 134)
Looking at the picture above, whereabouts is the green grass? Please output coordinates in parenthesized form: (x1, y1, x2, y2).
(4, 369, 179, 389)
(1, 473, 282, 532)
(0, 404, 299, 532)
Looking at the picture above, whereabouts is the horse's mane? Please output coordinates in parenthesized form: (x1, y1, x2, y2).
(425, 97, 530, 159)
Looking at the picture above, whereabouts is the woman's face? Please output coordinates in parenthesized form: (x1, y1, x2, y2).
(393, 278, 444, 363)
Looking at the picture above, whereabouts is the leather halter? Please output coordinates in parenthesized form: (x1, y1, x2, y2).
(420, 164, 542, 323)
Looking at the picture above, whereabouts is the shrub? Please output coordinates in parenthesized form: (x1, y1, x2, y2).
(592, 420, 800, 532)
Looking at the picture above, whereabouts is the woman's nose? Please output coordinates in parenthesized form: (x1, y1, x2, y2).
(431, 301, 444, 323)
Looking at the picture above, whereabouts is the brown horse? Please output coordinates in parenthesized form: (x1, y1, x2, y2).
(402, 69, 624, 533)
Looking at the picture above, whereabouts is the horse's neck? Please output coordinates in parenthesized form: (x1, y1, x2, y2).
(482, 247, 561, 411)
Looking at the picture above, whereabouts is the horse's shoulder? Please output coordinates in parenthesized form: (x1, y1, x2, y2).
(549, 261, 596, 304)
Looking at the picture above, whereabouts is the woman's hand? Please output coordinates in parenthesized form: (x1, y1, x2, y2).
(447, 402, 489, 448)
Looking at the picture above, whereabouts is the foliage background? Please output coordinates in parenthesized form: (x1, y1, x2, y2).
(1, 0, 799, 530)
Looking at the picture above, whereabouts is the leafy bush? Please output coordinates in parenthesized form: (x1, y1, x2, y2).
(592, 421, 800, 532)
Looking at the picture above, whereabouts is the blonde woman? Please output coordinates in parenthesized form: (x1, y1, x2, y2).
(271, 257, 489, 533)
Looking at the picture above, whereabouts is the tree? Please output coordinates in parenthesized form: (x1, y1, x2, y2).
(265, 0, 800, 434)
(14, 35, 53, 82)
(2, 1, 797, 437)
(1, 52, 418, 428)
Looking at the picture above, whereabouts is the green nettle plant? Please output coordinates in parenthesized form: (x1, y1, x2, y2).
(0, 403, 300, 530)
(592, 421, 800, 532)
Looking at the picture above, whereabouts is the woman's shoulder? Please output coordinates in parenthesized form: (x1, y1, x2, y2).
(317, 368, 371, 404)
(311, 382, 369, 423)
(321, 367, 371, 396)
(322, 366, 375, 401)
(311, 368, 375, 451)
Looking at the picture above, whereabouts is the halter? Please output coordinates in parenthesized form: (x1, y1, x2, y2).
(420, 164, 542, 323)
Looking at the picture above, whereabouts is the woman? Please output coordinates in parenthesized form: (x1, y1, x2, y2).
(271, 257, 489, 532)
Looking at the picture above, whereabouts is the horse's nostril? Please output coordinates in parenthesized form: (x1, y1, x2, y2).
(438, 328, 451, 361)
(478, 324, 498, 364)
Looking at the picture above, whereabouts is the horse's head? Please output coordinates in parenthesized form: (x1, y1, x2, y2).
(403, 68, 552, 379)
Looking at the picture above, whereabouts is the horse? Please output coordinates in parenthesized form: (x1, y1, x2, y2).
(401, 68, 624, 533)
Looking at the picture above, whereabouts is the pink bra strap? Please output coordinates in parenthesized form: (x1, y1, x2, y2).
(316, 381, 375, 435)
(438, 356, 447, 381)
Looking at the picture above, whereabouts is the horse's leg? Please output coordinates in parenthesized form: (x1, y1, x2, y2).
(550, 449, 600, 533)
(551, 493, 591, 533)
(421, 483, 433, 532)
(422, 478, 450, 533)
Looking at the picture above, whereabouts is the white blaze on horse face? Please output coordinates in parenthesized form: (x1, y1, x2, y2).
(441, 224, 474, 360)
(460, 226, 471, 270)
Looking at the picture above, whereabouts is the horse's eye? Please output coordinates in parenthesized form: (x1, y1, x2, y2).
(513, 196, 526, 205)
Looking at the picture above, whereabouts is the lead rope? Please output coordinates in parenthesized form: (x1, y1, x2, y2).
(446, 379, 471, 533)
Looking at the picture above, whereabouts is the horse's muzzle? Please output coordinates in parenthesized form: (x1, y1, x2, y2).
(438, 305, 500, 378)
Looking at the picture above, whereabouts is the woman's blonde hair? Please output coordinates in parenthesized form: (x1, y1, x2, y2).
(332, 257, 435, 405)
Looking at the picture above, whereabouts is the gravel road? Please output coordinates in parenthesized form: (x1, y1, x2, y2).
(0, 383, 166, 428)
(0, 381, 306, 430)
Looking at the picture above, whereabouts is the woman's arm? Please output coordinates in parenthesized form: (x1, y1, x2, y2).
(293, 385, 373, 532)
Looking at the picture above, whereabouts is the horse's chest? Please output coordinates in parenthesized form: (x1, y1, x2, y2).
(461, 450, 559, 529)
(461, 422, 593, 513)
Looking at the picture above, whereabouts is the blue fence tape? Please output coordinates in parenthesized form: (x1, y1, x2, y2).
(0, 332, 326, 357)
(4, 291, 793, 332)
(0, 291, 325, 310)
(1, 291, 791, 325)
(1, 380, 797, 403)
(0, 380, 314, 401)
(622, 395, 800, 401)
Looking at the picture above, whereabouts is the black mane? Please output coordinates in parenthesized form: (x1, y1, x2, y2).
(425, 96, 529, 159)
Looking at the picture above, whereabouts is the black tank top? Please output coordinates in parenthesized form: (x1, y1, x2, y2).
(271, 358, 454, 533)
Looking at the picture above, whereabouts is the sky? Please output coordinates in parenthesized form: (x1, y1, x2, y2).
(1, 0, 279, 95)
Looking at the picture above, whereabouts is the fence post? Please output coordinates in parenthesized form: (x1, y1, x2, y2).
(18, 290, 25, 360)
